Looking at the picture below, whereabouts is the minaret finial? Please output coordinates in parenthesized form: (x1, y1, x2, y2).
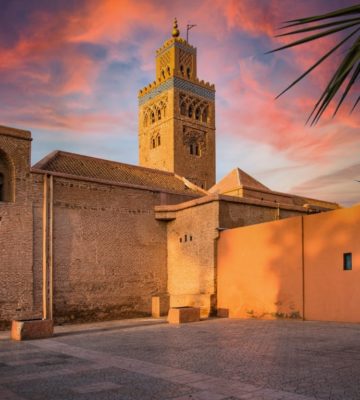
(172, 18, 180, 38)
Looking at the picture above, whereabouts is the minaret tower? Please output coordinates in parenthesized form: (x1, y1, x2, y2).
(138, 18, 215, 190)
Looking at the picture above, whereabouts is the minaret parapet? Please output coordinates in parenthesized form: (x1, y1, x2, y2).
(156, 37, 196, 55)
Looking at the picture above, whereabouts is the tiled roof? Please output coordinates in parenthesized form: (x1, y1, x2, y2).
(209, 168, 270, 194)
(32, 150, 204, 195)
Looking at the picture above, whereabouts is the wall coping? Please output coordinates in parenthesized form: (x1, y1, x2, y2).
(155, 193, 311, 214)
(0, 125, 32, 141)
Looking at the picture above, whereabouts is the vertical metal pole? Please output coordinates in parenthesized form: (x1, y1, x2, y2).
(42, 175, 48, 320)
(49, 175, 54, 320)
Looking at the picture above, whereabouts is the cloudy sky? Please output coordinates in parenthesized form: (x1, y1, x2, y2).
(0, 0, 359, 205)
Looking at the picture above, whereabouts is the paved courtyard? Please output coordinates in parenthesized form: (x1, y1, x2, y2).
(0, 318, 360, 400)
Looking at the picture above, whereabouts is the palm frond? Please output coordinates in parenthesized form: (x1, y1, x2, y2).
(283, 5, 360, 27)
(276, 17, 360, 37)
(270, 4, 360, 124)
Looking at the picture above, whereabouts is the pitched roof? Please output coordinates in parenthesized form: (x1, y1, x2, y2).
(32, 150, 204, 195)
(209, 168, 270, 194)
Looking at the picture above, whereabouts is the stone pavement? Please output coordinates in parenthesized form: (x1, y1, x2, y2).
(0, 318, 360, 399)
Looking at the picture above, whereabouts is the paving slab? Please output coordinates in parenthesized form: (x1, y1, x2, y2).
(0, 318, 360, 399)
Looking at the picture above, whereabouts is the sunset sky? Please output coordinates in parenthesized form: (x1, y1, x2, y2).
(0, 0, 359, 205)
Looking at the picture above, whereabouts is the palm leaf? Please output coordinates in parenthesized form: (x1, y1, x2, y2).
(276, 17, 360, 37)
(275, 28, 360, 99)
(283, 5, 360, 27)
(352, 96, 360, 112)
(270, 4, 360, 124)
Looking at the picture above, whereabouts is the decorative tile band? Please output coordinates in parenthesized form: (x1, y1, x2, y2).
(139, 77, 215, 105)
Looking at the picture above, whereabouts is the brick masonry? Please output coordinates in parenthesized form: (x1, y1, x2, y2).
(0, 127, 34, 329)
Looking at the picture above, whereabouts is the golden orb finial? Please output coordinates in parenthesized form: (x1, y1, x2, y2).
(172, 18, 180, 37)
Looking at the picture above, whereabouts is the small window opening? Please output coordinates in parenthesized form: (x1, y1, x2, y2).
(189, 144, 200, 156)
(184, 234, 187, 242)
(161, 70, 165, 79)
(186, 67, 191, 78)
(189, 235, 192, 241)
(179, 237, 182, 243)
(157, 135, 161, 146)
(195, 107, 201, 120)
(180, 65, 184, 76)
(151, 112, 155, 124)
(157, 109, 161, 120)
(344, 253, 352, 271)
(0, 173, 3, 202)
(167, 66, 171, 76)
(152, 138, 156, 148)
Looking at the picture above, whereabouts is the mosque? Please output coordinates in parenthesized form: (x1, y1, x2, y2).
(3, 19, 357, 330)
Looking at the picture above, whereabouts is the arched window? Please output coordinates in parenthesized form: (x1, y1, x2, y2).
(152, 138, 156, 148)
(157, 109, 161, 120)
(186, 67, 191, 79)
(195, 107, 201, 120)
(157, 135, 161, 146)
(180, 102, 187, 116)
(188, 105, 193, 118)
(202, 107, 208, 123)
(151, 112, 155, 124)
(0, 150, 14, 202)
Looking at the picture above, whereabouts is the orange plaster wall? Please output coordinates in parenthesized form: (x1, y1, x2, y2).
(217, 217, 304, 319)
(304, 205, 360, 323)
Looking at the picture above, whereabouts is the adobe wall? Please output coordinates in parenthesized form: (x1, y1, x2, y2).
(217, 204, 360, 323)
(217, 217, 304, 319)
(0, 127, 34, 328)
(304, 205, 360, 322)
(31, 174, 197, 324)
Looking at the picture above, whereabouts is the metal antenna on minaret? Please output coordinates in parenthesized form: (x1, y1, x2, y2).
(186, 23, 197, 42)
